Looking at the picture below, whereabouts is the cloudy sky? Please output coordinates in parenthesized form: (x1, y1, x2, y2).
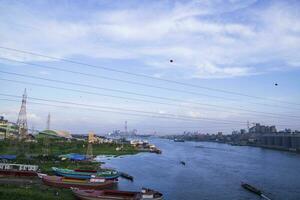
(0, 0, 300, 135)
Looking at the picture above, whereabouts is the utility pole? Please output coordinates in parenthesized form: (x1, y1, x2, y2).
(86, 132, 94, 158)
(124, 121, 128, 134)
(43, 136, 50, 156)
(46, 113, 51, 130)
(17, 89, 28, 139)
(5, 123, 10, 140)
(247, 121, 250, 133)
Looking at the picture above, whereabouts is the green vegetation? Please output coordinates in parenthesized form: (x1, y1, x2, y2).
(0, 138, 138, 156)
(0, 138, 139, 172)
(0, 184, 74, 200)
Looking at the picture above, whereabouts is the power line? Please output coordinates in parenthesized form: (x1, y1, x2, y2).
(1, 97, 297, 129)
(0, 57, 244, 102)
(0, 93, 250, 124)
(1, 94, 246, 124)
(1, 77, 300, 120)
(0, 46, 299, 106)
(1, 57, 299, 111)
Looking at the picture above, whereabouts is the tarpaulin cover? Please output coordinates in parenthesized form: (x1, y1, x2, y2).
(59, 153, 87, 161)
(0, 155, 17, 160)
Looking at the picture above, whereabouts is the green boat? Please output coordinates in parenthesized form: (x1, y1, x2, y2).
(52, 167, 120, 180)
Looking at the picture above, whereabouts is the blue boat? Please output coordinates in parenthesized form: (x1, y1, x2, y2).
(52, 167, 120, 180)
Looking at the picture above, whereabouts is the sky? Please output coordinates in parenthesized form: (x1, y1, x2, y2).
(0, 0, 300, 135)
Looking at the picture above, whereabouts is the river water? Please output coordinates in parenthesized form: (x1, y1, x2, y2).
(96, 138, 300, 200)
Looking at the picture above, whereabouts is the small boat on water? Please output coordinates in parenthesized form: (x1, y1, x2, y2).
(0, 163, 38, 177)
(241, 182, 272, 200)
(72, 188, 163, 200)
(42, 175, 116, 189)
(120, 172, 134, 181)
(52, 167, 120, 180)
(174, 139, 184, 142)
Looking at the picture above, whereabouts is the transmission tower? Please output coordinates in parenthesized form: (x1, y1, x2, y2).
(46, 113, 51, 130)
(17, 89, 28, 138)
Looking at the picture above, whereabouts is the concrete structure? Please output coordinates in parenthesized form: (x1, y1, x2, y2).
(249, 123, 277, 134)
(258, 134, 300, 151)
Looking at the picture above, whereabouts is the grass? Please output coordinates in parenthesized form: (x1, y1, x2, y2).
(0, 138, 138, 156)
(0, 138, 139, 172)
(0, 184, 74, 200)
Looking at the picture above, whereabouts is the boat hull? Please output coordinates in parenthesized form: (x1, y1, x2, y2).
(73, 189, 163, 200)
(42, 176, 116, 190)
(0, 170, 37, 177)
(53, 167, 120, 180)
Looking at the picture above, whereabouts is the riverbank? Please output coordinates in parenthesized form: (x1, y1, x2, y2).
(0, 139, 139, 156)
(163, 137, 300, 154)
(0, 182, 74, 200)
(0, 138, 141, 199)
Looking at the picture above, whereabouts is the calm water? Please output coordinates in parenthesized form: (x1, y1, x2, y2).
(96, 138, 300, 200)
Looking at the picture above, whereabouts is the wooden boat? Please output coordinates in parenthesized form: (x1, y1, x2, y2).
(52, 167, 120, 180)
(0, 163, 38, 177)
(42, 175, 116, 189)
(120, 172, 134, 181)
(241, 182, 272, 200)
(72, 188, 163, 200)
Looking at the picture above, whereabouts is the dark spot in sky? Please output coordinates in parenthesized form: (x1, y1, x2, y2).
(275, 83, 278, 86)
(170, 59, 173, 63)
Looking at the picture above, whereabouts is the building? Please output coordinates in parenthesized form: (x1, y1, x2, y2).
(258, 134, 300, 151)
(249, 123, 277, 134)
(0, 116, 18, 139)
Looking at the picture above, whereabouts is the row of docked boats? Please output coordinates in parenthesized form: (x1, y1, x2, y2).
(0, 162, 163, 199)
(39, 172, 163, 199)
(52, 166, 162, 199)
(38, 168, 163, 200)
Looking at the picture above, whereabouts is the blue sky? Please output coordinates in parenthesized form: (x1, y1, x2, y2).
(0, 0, 300, 135)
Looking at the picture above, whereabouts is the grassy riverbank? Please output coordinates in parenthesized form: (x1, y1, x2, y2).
(0, 138, 140, 200)
(0, 138, 138, 156)
(0, 138, 139, 172)
(0, 184, 74, 200)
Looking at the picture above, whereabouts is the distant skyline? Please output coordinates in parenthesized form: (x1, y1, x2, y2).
(0, 0, 300, 135)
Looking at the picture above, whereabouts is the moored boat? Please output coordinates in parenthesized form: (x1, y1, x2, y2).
(120, 172, 134, 181)
(42, 175, 116, 189)
(72, 188, 163, 200)
(241, 182, 272, 200)
(52, 167, 120, 180)
(0, 163, 38, 177)
(174, 139, 184, 142)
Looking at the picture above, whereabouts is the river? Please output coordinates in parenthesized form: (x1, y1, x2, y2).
(96, 138, 300, 200)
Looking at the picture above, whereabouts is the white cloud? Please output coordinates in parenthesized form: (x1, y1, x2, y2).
(0, 0, 299, 80)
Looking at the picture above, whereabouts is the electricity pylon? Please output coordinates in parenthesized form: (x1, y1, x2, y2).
(17, 89, 28, 139)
